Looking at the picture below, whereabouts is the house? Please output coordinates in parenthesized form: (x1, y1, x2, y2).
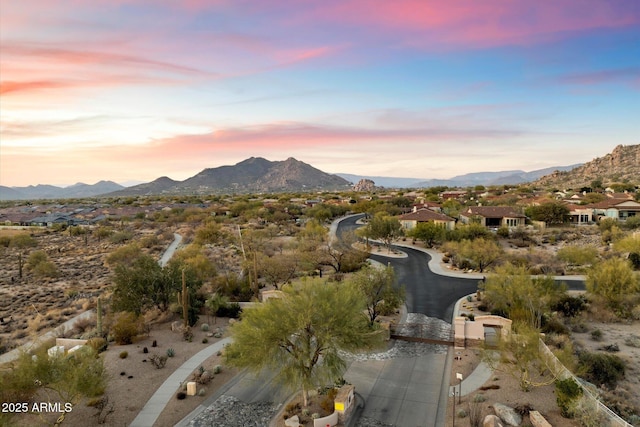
(588, 199, 640, 222)
(459, 206, 526, 228)
(398, 208, 456, 231)
(410, 202, 442, 213)
(567, 205, 593, 225)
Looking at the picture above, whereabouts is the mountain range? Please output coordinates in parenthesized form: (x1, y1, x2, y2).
(1, 144, 637, 200)
(337, 165, 581, 189)
(0, 181, 125, 201)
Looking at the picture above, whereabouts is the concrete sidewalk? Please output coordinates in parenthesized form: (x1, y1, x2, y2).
(130, 337, 232, 427)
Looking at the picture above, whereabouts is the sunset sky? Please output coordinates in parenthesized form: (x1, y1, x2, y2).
(1, 0, 639, 187)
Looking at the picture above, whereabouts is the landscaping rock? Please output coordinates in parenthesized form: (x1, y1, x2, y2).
(493, 403, 522, 426)
(483, 414, 504, 427)
(529, 411, 552, 427)
(284, 414, 301, 427)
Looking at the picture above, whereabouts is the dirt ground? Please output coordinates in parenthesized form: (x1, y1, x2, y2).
(9, 316, 236, 427)
(446, 292, 640, 427)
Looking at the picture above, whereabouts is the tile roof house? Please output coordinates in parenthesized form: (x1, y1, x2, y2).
(459, 206, 526, 228)
(398, 208, 456, 231)
(587, 199, 640, 222)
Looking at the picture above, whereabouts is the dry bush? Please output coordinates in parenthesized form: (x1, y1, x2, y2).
(72, 315, 96, 335)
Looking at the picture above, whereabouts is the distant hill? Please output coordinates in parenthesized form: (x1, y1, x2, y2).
(535, 144, 640, 189)
(108, 157, 351, 196)
(336, 174, 425, 188)
(0, 181, 124, 201)
(339, 165, 581, 189)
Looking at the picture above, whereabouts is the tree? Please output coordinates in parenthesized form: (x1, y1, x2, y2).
(483, 323, 556, 392)
(350, 265, 404, 326)
(225, 278, 383, 407)
(408, 222, 445, 247)
(525, 201, 569, 225)
(481, 263, 564, 329)
(457, 238, 502, 273)
(110, 255, 202, 317)
(206, 293, 229, 324)
(557, 245, 599, 267)
(316, 233, 368, 274)
(257, 253, 299, 289)
(364, 212, 403, 251)
(0, 345, 106, 426)
(586, 258, 639, 315)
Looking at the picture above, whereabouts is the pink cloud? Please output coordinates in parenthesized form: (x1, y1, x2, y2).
(557, 68, 640, 87)
(296, 0, 639, 49)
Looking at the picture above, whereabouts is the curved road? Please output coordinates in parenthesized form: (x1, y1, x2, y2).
(337, 214, 585, 427)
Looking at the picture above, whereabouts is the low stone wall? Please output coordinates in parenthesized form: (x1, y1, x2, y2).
(313, 411, 338, 427)
(55, 338, 87, 350)
(454, 315, 512, 348)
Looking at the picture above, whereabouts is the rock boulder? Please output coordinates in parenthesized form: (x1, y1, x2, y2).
(493, 403, 522, 426)
(483, 414, 504, 427)
(529, 410, 552, 427)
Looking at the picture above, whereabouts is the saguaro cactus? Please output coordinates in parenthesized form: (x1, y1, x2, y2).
(96, 296, 103, 337)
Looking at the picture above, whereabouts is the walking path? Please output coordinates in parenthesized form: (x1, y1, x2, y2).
(130, 337, 232, 427)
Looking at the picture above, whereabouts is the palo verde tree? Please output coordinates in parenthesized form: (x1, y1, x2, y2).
(363, 212, 403, 251)
(0, 345, 107, 426)
(483, 322, 557, 392)
(349, 264, 405, 326)
(586, 257, 640, 317)
(408, 222, 445, 247)
(225, 278, 383, 407)
(481, 263, 565, 329)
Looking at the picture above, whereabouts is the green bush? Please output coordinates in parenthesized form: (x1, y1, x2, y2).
(217, 302, 242, 319)
(111, 312, 142, 345)
(555, 377, 582, 418)
(119, 351, 128, 359)
(578, 351, 626, 388)
(591, 329, 603, 341)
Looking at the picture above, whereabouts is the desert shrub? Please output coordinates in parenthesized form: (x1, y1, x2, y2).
(578, 351, 625, 388)
(623, 216, 640, 230)
(217, 302, 242, 319)
(555, 377, 582, 418)
(119, 351, 128, 359)
(552, 295, 588, 318)
(149, 354, 167, 369)
(541, 316, 569, 335)
(109, 231, 133, 244)
(472, 394, 486, 403)
(213, 365, 221, 374)
(496, 226, 510, 238)
(202, 338, 208, 344)
(201, 323, 210, 331)
(591, 329, 603, 341)
(166, 348, 175, 357)
(624, 335, 640, 348)
(87, 337, 108, 353)
(111, 312, 143, 345)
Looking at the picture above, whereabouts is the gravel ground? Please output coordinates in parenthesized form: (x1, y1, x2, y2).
(188, 395, 278, 427)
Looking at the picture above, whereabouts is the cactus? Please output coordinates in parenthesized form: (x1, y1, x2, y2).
(96, 296, 103, 337)
(178, 269, 190, 328)
(166, 348, 175, 357)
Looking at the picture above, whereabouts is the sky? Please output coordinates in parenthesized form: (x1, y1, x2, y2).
(1, 0, 639, 188)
